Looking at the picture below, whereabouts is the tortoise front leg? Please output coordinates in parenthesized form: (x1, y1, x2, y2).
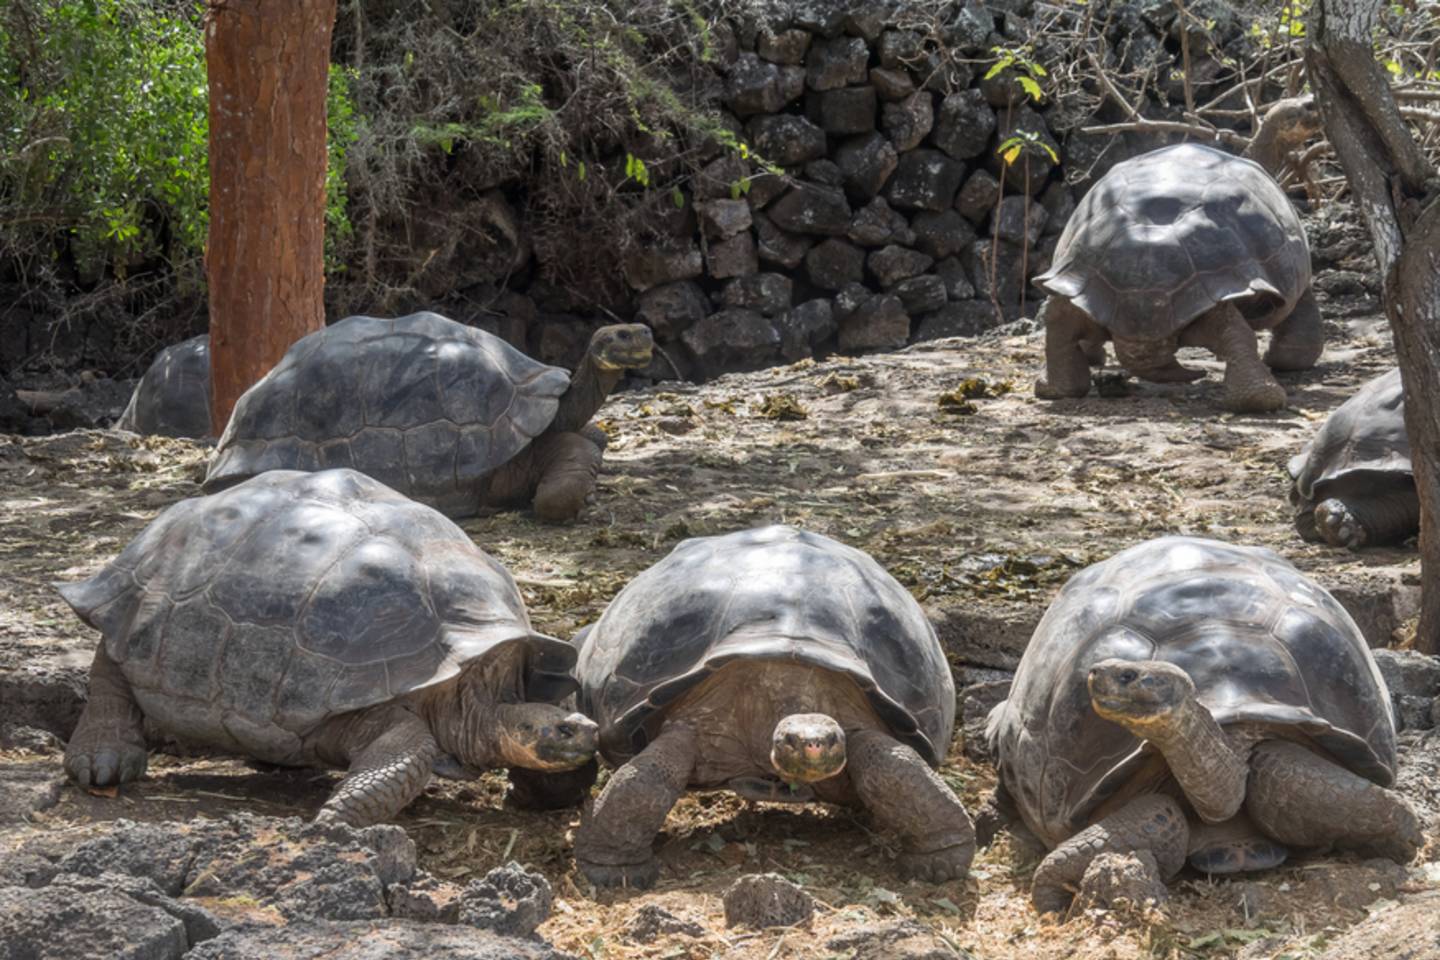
(1035, 298, 1099, 399)
(1263, 288, 1324, 371)
(847, 729, 975, 883)
(1313, 487, 1421, 548)
(531, 430, 604, 524)
(1182, 304, 1287, 412)
(317, 706, 440, 827)
(574, 724, 697, 889)
(1030, 794, 1188, 915)
(1245, 740, 1422, 864)
(65, 642, 149, 788)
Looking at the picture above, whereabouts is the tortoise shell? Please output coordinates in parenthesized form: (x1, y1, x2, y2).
(1289, 368, 1409, 503)
(1034, 144, 1310, 339)
(117, 334, 212, 439)
(57, 468, 576, 764)
(987, 536, 1396, 848)
(204, 312, 570, 517)
(575, 525, 954, 767)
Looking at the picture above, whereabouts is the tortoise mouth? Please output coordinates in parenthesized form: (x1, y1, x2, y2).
(594, 346, 654, 370)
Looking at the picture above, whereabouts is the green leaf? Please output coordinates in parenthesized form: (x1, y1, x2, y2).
(729, 180, 742, 200)
(671, 187, 685, 208)
(1018, 75, 1043, 101)
(739, 177, 752, 195)
(1002, 145, 1021, 165)
(577, 162, 587, 182)
(983, 61, 1007, 80)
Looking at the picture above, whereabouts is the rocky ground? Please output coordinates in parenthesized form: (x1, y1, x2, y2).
(2, 275, 1439, 957)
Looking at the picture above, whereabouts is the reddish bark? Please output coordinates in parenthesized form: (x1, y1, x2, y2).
(205, 0, 337, 429)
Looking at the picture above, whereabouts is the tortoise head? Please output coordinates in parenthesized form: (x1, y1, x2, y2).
(1258, 95, 1323, 152)
(770, 713, 847, 783)
(493, 703, 599, 772)
(588, 324, 654, 371)
(1087, 658, 1196, 735)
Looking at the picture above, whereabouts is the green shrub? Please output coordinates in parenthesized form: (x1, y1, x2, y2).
(1, 0, 357, 286)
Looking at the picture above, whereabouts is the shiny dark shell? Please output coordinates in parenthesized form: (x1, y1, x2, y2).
(1289, 368, 1410, 502)
(204, 312, 570, 517)
(117, 334, 212, 439)
(988, 536, 1397, 848)
(575, 525, 955, 767)
(57, 469, 576, 763)
(1034, 144, 1310, 338)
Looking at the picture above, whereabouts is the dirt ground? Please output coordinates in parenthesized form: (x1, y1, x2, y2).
(1, 286, 1437, 958)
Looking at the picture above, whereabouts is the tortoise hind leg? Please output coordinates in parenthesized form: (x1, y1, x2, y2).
(65, 642, 149, 788)
(1264, 288, 1324, 371)
(1035, 298, 1100, 400)
(316, 706, 440, 826)
(531, 430, 604, 523)
(574, 724, 697, 889)
(1182, 304, 1287, 412)
(847, 729, 976, 882)
(1030, 794, 1188, 914)
(1313, 485, 1421, 548)
(1246, 740, 1422, 864)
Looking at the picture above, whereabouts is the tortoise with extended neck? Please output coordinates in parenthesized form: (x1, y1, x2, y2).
(1289, 368, 1417, 548)
(570, 525, 974, 889)
(204, 311, 653, 522)
(1033, 97, 1323, 412)
(117, 334, 213, 439)
(58, 468, 599, 826)
(987, 536, 1420, 914)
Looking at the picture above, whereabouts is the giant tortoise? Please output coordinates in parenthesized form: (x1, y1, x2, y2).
(117, 334, 213, 439)
(571, 525, 974, 888)
(1289, 368, 1416, 548)
(58, 468, 598, 826)
(204, 312, 652, 521)
(987, 536, 1420, 913)
(1033, 99, 1323, 412)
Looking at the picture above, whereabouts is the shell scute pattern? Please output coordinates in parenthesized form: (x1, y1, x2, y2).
(1037, 144, 1308, 338)
(577, 525, 954, 767)
(58, 469, 563, 762)
(118, 334, 212, 438)
(991, 536, 1397, 848)
(1289, 369, 1409, 499)
(206, 313, 571, 510)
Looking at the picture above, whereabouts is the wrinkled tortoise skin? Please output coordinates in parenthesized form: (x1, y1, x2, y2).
(1034, 144, 1310, 337)
(1289, 368, 1410, 514)
(575, 524, 955, 768)
(204, 313, 570, 517)
(988, 536, 1397, 849)
(58, 468, 577, 765)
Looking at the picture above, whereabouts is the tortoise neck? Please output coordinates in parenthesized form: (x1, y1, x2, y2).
(1127, 696, 1251, 824)
(550, 351, 621, 435)
(1241, 125, 1286, 178)
(422, 683, 501, 768)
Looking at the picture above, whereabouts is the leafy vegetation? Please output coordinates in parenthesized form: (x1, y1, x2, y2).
(0, 0, 359, 290)
(1, 0, 208, 282)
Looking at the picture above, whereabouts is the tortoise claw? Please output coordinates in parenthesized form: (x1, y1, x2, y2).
(897, 843, 975, 884)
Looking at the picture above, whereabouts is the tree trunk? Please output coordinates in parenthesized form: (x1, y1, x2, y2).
(1306, 0, 1440, 653)
(205, 0, 337, 429)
